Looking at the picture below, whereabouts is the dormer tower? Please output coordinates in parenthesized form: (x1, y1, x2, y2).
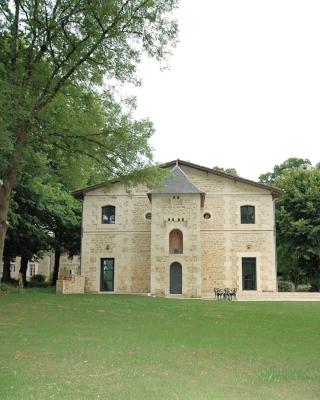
(147, 163, 205, 297)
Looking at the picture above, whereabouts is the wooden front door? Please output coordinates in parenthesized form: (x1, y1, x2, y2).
(101, 258, 114, 292)
(170, 262, 182, 294)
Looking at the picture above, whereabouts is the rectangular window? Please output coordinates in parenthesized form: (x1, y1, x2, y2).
(100, 258, 114, 292)
(102, 205, 115, 224)
(241, 205, 255, 224)
(242, 258, 257, 290)
(29, 264, 36, 276)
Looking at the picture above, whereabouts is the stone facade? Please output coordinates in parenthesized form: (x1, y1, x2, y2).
(78, 160, 281, 297)
(7, 254, 80, 282)
(56, 275, 85, 294)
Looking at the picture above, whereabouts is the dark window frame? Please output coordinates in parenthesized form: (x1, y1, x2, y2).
(100, 258, 115, 292)
(241, 205, 255, 224)
(242, 257, 257, 290)
(170, 262, 182, 294)
(101, 205, 115, 224)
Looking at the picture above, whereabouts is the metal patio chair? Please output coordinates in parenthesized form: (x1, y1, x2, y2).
(229, 288, 237, 301)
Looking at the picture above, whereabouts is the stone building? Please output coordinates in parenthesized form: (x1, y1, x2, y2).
(8, 254, 80, 282)
(74, 160, 282, 297)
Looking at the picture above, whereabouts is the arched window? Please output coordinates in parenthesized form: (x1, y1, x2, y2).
(169, 229, 183, 254)
(241, 205, 255, 224)
(102, 205, 115, 224)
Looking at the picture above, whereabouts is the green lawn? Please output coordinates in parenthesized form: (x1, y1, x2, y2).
(1, 292, 320, 400)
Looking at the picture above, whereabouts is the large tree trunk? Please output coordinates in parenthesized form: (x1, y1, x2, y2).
(2, 256, 11, 282)
(0, 178, 15, 270)
(52, 248, 61, 286)
(0, 126, 29, 266)
(19, 256, 29, 288)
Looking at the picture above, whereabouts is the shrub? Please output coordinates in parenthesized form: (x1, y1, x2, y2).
(278, 280, 294, 292)
(29, 274, 49, 288)
(0, 282, 21, 293)
(30, 274, 46, 283)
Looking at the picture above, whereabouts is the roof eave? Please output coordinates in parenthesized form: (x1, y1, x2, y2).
(72, 159, 283, 199)
(166, 159, 283, 197)
(72, 179, 121, 200)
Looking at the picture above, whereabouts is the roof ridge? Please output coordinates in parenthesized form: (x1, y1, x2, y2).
(72, 159, 283, 199)
(169, 164, 203, 192)
(161, 159, 283, 197)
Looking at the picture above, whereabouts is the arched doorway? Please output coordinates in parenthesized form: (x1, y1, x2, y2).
(170, 262, 182, 294)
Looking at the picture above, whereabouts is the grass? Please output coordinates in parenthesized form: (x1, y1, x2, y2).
(1, 291, 320, 399)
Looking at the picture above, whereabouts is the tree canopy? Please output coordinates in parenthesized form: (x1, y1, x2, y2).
(260, 158, 320, 290)
(213, 166, 238, 176)
(259, 158, 312, 185)
(3, 164, 81, 284)
(0, 0, 179, 265)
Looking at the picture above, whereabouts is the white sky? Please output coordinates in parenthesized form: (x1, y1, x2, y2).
(128, 0, 320, 180)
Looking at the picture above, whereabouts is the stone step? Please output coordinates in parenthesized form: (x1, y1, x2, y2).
(236, 292, 320, 301)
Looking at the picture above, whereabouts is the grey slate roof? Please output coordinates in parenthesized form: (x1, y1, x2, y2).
(147, 165, 205, 206)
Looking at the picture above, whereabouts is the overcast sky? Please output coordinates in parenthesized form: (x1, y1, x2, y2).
(128, 0, 320, 180)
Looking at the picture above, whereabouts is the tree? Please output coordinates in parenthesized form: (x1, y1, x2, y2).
(260, 158, 320, 290)
(276, 242, 306, 290)
(259, 158, 311, 184)
(213, 166, 238, 176)
(4, 179, 53, 286)
(0, 0, 178, 265)
(3, 171, 82, 286)
(275, 168, 320, 290)
(40, 184, 81, 284)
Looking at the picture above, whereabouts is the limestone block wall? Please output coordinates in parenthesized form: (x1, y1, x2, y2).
(150, 193, 202, 297)
(201, 231, 276, 295)
(80, 164, 278, 297)
(179, 166, 277, 295)
(56, 275, 85, 294)
(81, 182, 152, 293)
